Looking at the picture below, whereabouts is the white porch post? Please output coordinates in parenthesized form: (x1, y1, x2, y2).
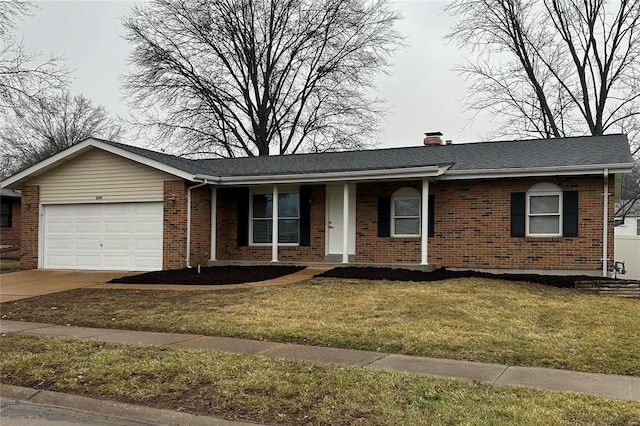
(342, 183, 350, 263)
(272, 185, 279, 262)
(421, 179, 429, 265)
(210, 186, 217, 261)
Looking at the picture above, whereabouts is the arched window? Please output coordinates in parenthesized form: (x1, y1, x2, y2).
(391, 187, 420, 237)
(526, 182, 562, 237)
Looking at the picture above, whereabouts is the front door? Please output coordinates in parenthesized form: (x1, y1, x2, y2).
(326, 184, 356, 255)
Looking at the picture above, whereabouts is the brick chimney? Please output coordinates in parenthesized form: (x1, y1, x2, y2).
(423, 131, 443, 146)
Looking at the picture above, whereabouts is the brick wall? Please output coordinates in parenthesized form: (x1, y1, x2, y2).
(0, 198, 21, 246)
(216, 185, 326, 262)
(356, 181, 422, 262)
(357, 176, 614, 272)
(20, 186, 39, 270)
(189, 185, 211, 267)
(163, 181, 187, 270)
(212, 177, 613, 273)
(428, 176, 613, 272)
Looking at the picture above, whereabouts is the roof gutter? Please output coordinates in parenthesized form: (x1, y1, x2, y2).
(192, 165, 450, 185)
(442, 162, 635, 180)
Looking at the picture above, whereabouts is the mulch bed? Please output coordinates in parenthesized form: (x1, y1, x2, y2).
(314, 267, 621, 288)
(109, 265, 305, 285)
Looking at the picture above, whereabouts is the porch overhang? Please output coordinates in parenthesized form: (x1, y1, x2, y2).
(192, 165, 450, 186)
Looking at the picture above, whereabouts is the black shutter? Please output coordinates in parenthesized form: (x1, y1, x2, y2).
(428, 194, 435, 237)
(236, 188, 249, 246)
(378, 196, 391, 237)
(511, 192, 526, 237)
(299, 186, 311, 246)
(563, 191, 579, 237)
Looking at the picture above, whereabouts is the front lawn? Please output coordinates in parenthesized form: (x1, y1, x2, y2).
(0, 248, 21, 274)
(2, 277, 638, 375)
(1, 334, 639, 425)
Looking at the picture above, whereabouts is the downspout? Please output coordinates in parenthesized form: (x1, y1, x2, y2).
(602, 169, 609, 277)
(186, 181, 210, 268)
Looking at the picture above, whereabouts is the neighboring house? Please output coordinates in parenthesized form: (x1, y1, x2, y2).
(615, 200, 640, 279)
(0, 134, 634, 277)
(0, 188, 21, 247)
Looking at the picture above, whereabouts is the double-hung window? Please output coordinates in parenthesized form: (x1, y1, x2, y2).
(391, 187, 420, 237)
(251, 189, 299, 244)
(526, 183, 562, 237)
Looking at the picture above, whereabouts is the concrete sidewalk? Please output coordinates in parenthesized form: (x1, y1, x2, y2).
(2, 319, 639, 402)
(0, 384, 260, 426)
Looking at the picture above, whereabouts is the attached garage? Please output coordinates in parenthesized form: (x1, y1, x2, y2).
(5, 143, 188, 271)
(43, 203, 163, 271)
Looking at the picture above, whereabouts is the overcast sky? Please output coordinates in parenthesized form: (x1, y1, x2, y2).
(16, 1, 498, 150)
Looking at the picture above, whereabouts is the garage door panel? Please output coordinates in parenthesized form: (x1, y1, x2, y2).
(74, 238, 102, 250)
(103, 238, 132, 250)
(104, 221, 131, 234)
(75, 205, 102, 217)
(134, 203, 161, 214)
(132, 222, 162, 235)
(46, 237, 73, 250)
(45, 254, 74, 269)
(75, 222, 103, 234)
(104, 203, 132, 215)
(103, 255, 132, 269)
(75, 255, 104, 268)
(47, 222, 74, 234)
(44, 203, 163, 271)
(134, 238, 161, 250)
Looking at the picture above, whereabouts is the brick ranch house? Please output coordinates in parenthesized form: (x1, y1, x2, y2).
(0, 134, 634, 277)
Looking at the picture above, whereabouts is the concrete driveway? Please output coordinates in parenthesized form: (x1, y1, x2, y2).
(0, 270, 131, 303)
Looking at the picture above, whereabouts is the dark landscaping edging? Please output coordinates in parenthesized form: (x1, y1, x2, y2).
(575, 281, 640, 298)
(109, 265, 305, 285)
(315, 266, 640, 292)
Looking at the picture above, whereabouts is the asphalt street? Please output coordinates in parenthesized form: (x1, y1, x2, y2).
(0, 397, 158, 426)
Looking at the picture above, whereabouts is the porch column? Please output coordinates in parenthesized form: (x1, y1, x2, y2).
(421, 179, 429, 265)
(210, 186, 217, 261)
(272, 185, 279, 262)
(342, 183, 349, 263)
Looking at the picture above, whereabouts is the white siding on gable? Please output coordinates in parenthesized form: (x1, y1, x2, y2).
(26, 148, 175, 203)
(615, 217, 640, 236)
(615, 218, 640, 279)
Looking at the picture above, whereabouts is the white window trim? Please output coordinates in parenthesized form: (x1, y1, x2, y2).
(391, 187, 421, 237)
(249, 187, 300, 246)
(526, 184, 562, 237)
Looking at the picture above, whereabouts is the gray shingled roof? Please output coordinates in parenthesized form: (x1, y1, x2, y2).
(101, 134, 633, 178)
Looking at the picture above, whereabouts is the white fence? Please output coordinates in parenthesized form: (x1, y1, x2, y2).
(615, 235, 640, 280)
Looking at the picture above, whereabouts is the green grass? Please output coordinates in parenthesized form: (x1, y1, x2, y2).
(2, 277, 639, 375)
(1, 334, 639, 425)
(0, 248, 21, 273)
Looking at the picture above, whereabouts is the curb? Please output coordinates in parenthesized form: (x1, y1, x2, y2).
(0, 384, 262, 426)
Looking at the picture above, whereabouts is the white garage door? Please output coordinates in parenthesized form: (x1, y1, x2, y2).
(44, 203, 163, 271)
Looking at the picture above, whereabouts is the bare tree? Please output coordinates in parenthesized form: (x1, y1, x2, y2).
(0, 1, 68, 110)
(446, 0, 640, 215)
(123, 0, 402, 157)
(0, 92, 123, 175)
